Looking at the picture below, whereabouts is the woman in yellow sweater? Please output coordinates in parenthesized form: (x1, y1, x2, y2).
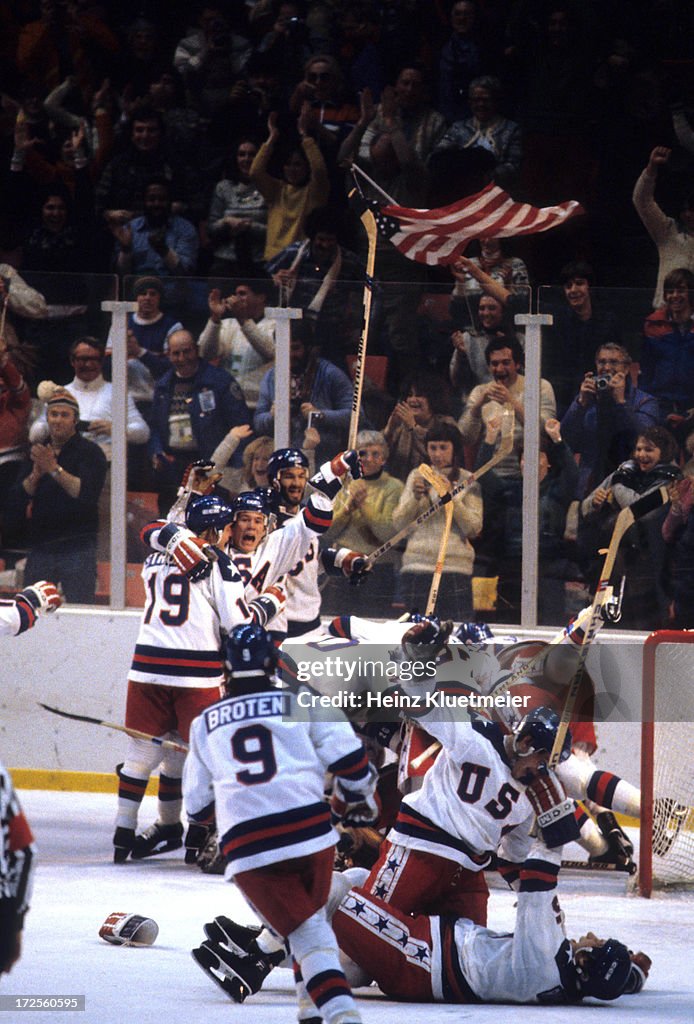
(250, 107, 330, 261)
(393, 420, 483, 621)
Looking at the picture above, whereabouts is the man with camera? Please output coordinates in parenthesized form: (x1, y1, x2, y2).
(560, 343, 659, 499)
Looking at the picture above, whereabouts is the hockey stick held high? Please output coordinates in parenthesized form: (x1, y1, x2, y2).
(38, 703, 189, 753)
(366, 406, 515, 567)
(548, 485, 670, 769)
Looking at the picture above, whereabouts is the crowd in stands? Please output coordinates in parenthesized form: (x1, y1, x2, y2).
(0, 0, 693, 628)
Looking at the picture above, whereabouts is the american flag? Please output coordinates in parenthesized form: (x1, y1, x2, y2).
(365, 183, 584, 266)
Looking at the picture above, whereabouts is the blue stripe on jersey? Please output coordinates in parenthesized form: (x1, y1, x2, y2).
(302, 496, 333, 534)
(140, 518, 167, 546)
(131, 644, 223, 678)
(393, 805, 491, 865)
(328, 745, 370, 781)
(519, 856, 559, 892)
(12, 596, 36, 634)
(221, 801, 332, 863)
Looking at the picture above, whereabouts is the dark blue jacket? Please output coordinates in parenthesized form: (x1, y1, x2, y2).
(149, 359, 251, 465)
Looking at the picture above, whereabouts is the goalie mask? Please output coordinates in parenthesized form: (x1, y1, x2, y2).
(512, 706, 572, 764)
(224, 623, 279, 688)
(545, 937, 633, 1004)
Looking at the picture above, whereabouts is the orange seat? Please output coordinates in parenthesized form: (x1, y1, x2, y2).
(96, 561, 146, 607)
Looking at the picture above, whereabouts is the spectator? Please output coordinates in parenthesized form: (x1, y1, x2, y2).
(254, 319, 352, 463)
(579, 426, 681, 630)
(250, 110, 330, 260)
(434, 75, 523, 191)
(475, 416, 580, 625)
(149, 329, 252, 513)
(383, 371, 458, 481)
(437, 1, 487, 123)
(173, 3, 252, 117)
(0, 758, 36, 978)
(338, 66, 446, 375)
(0, 332, 31, 519)
(543, 261, 622, 417)
(561, 343, 659, 501)
(451, 236, 530, 301)
(335, 2, 385, 102)
(459, 335, 557, 479)
(207, 137, 268, 277)
(198, 278, 276, 409)
(255, 1, 312, 92)
(6, 387, 107, 604)
(240, 434, 274, 490)
(288, 54, 359, 155)
(107, 276, 183, 383)
(18, 178, 95, 277)
(639, 267, 694, 439)
(323, 429, 404, 615)
(266, 205, 364, 362)
(29, 337, 150, 460)
(95, 107, 188, 222)
(393, 420, 482, 620)
(109, 176, 199, 277)
(662, 475, 694, 628)
(448, 256, 527, 403)
(632, 146, 694, 308)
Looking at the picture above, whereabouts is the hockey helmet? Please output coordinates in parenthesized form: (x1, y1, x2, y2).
(512, 706, 572, 763)
(231, 491, 269, 521)
(185, 494, 234, 535)
(266, 447, 309, 485)
(254, 485, 282, 519)
(574, 939, 632, 1001)
(225, 623, 279, 679)
(454, 622, 494, 647)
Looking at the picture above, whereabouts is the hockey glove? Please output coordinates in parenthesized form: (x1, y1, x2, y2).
(179, 459, 222, 497)
(330, 764, 380, 827)
(402, 616, 453, 647)
(334, 549, 371, 585)
(248, 585, 285, 627)
(331, 450, 363, 480)
(525, 770, 580, 849)
(18, 580, 62, 614)
(164, 528, 214, 581)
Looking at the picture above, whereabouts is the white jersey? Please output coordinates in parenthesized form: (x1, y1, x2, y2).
(0, 599, 27, 638)
(391, 716, 534, 869)
(129, 549, 250, 688)
(183, 685, 372, 875)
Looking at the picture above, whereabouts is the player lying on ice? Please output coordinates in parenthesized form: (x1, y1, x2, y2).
(326, 611, 641, 874)
(189, 721, 651, 1008)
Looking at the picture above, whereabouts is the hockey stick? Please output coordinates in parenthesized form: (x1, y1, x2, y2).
(419, 464, 454, 615)
(366, 406, 515, 567)
(38, 702, 189, 753)
(559, 859, 632, 873)
(348, 191, 378, 450)
(548, 485, 670, 770)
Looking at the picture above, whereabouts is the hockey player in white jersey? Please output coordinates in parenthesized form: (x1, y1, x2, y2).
(113, 495, 285, 864)
(185, 624, 378, 1024)
(0, 581, 61, 637)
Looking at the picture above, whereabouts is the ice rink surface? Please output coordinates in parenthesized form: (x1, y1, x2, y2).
(5, 790, 694, 1024)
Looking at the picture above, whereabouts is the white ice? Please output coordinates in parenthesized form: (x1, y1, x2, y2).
(5, 789, 694, 1024)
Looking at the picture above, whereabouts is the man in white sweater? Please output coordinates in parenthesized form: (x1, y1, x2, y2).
(30, 337, 150, 459)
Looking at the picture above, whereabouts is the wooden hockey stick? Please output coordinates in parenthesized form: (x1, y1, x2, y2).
(366, 406, 515, 567)
(548, 485, 670, 770)
(39, 702, 189, 753)
(559, 859, 633, 873)
(419, 464, 454, 616)
(348, 191, 378, 450)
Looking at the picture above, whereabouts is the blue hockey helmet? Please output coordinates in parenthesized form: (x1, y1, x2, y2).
(513, 706, 572, 763)
(253, 485, 282, 519)
(225, 623, 279, 679)
(185, 494, 235, 535)
(231, 490, 269, 521)
(266, 447, 309, 485)
(574, 939, 632, 1001)
(454, 622, 494, 647)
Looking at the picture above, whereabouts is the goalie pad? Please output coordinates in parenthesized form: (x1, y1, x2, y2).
(99, 912, 159, 946)
(525, 770, 580, 849)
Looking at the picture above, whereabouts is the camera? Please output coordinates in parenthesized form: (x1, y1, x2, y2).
(594, 372, 612, 392)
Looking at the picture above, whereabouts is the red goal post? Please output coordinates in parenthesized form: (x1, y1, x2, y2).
(639, 630, 694, 898)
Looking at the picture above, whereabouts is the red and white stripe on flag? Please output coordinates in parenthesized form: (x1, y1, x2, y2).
(380, 183, 584, 266)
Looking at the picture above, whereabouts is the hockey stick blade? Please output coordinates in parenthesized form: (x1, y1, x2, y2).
(38, 703, 189, 753)
(560, 859, 632, 873)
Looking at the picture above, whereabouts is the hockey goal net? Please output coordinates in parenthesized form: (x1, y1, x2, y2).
(639, 630, 694, 897)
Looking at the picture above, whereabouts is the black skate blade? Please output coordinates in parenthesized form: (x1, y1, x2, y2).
(191, 946, 249, 1003)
